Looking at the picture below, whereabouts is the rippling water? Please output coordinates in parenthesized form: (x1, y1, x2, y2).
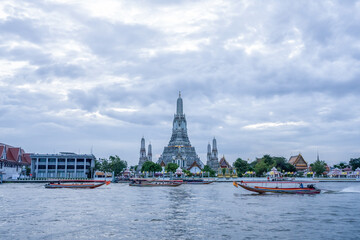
(1, 182, 360, 240)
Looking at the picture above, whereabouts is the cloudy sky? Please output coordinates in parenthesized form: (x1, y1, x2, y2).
(1, 0, 360, 166)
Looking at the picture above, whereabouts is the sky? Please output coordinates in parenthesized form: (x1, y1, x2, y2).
(1, 0, 360, 166)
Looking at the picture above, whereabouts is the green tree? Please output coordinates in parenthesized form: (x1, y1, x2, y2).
(141, 161, 162, 172)
(263, 154, 274, 166)
(311, 159, 327, 176)
(109, 155, 127, 175)
(25, 166, 31, 176)
(100, 159, 111, 172)
(233, 158, 249, 176)
(183, 169, 193, 177)
(273, 157, 296, 172)
(202, 165, 216, 177)
(94, 159, 102, 171)
(349, 158, 360, 170)
(254, 161, 268, 177)
(249, 160, 257, 171)
(165, 163, 179, 173)
(334, 162, 348, 169)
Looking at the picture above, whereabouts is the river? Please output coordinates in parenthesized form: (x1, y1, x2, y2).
(1, 182, 359, 240)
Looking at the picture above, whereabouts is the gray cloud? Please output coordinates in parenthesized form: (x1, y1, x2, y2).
(1, 0, 360, 165)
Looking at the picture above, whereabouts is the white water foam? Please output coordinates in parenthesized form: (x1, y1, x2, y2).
(340, 186, 360, 193)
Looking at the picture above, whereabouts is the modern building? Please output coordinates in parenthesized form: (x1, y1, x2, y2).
(157, 92, 203, 169)
(0, 143, 31, 180)
(207, 137, 219, 171)
(137, 137, 152, 171)
(30, 152, 95, 178)
(288, 154, 308, 172)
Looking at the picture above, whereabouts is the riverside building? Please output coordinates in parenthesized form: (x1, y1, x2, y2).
(157, 92, 204, 168)
(0, 143, 31, 180)
(30, 152, 95, 178)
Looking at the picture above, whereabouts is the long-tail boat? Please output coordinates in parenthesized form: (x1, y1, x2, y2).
(129, 179, 182, 187)
(182, 179, 214, 184)
(45, 180, 110, 189)
(233, 181, 321, 194)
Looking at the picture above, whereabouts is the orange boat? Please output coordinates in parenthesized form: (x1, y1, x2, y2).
(233, 181, 321, 194)
(45, 181, 110, 189)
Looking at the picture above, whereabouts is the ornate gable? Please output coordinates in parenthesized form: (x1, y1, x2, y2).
(188, 161, 201, 170)
(289, 154, 308, 170)
(219, 156, 231, 169)
(295, 155, 307, 166)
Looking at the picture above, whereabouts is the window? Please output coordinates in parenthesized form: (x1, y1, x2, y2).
(77, 165, 84, 170)
(39, 158, 46, 162)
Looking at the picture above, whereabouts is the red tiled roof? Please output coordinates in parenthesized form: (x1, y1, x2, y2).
(22, 153, 32, 165)
(0, 144, 30, 165)
(0, 145, 4, 159)
(288, 154, 308, 166)
(7, 148, 20, 162)
(288, 156, 298, 164)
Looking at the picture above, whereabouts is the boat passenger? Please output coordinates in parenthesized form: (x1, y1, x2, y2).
(299, 183, 303, 188)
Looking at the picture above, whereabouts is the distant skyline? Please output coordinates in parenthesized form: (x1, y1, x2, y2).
(1, 0, 360, 166)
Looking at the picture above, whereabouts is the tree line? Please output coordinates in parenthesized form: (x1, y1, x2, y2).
(94, 155, 127, 176)
(233, 155, 296, 177)
(94, 154, 360, 178)
(233, 155, 360, 177)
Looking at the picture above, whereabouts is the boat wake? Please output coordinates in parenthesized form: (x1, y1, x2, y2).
(322, 186, 360, 194)
(321, 189, 338, 194)
(340, 186, 360, 193)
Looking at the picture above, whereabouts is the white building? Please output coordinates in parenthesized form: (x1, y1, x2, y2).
(31, 152, 95, 178)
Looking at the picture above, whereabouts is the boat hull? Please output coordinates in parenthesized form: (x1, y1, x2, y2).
(183, 180, 214, 184)
(234, 182, 321, 194)
(129, 183, 181, 187)
(185, 181, 213, 184)
(45, 182, 109, 189)
(129, 179, 182, 187)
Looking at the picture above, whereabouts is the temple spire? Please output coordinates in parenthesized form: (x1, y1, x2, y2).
(176, 91, 183, 115)
(148, 142, 152, 162)
(140, 137, 146, 157)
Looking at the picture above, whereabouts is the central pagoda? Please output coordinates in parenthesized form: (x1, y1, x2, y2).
(158, 92, 203, 169)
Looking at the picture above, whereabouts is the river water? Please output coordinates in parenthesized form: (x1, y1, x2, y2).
(1, 182, 360, 240)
